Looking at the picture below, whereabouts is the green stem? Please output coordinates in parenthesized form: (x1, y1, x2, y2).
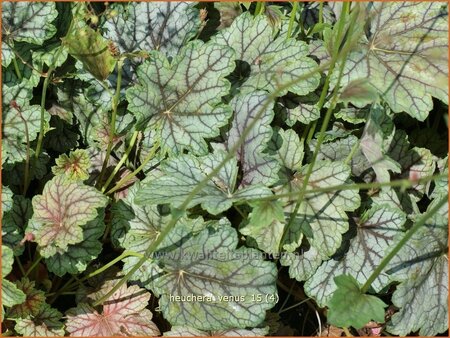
(102, 220, 112, 242)
(361, 196, 447, 293)
(281, 2, 357, 249)
(344, 139, 360, 165)
(6, 42, 44, 76)
(48, 277, 76, 304)
(46, 291, 78, 297)
(78, 251, 141, 284)
(15, 256, 26, 276)
(49, 276, 63, 294)
(102, 131, 139, 193)
(13, 105, 31, 194)
(106, 139, 160, 195)
(246, 173, 446, 203)
(255, 1, 264, 15)
(48, 251, 142, 303)
(300, 123, 310, 143)
(97, 59, 124, 188)
(12, 57, 22, 80)
(24, 254, 42, 277)
(35, 11, 77, 158)
(93, 37, 360, 307)
(35, 71, 53, 159)
(277, 280, 296, 314)
(343, 327, 353, 337)
(233, 205, 246, 219)
(286, 2, 299, 39)
(306, 120, 317, 143)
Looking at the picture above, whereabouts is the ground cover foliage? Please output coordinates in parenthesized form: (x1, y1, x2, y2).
(1, 1, 449, 336)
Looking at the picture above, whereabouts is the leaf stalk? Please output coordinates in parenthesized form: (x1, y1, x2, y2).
(360, 196, 448, 293)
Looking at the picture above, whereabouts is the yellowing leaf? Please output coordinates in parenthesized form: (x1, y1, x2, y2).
(63, 23, 116, 81)
(52, 149, 91, 181)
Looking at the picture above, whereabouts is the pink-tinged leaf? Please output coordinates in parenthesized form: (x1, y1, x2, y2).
(27, 175, 108, 257)
(66, 280, 160, 336)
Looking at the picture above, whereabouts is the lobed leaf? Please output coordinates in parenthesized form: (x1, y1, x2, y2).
(8, 278, 46, 319)
(27, 175, 108, 257)
(336, 2, 448, 120)
(2, 83, 49, 165)
(385, 204, 448, 336)
(2, 195, 31, 256)
(359, 104, 400, 182)
(2, 246, 26, 309)
(126, 40, 235, 155)
(213, 12, 320, 96)
(282, 161, 360, 255)
(52, 149, 91, 181)
(151, 220, 278, 331)
(327, 275, 387, 329)
(111, 181, 169, 283)
(103, 2, 200, 57)
(44, 212, 105, 276)
(305, 205, 406, 306)
(43, 117, 79, 154)
(275, 128, 304, 172)
(135, 150, 272, 215)
(226, 91, 279, 186)
(2, 2, 58, 67)
(315, 135, 370, 180)
(66, 279, 160, 336)
(14, 304, 65, 337)
(280, 247, 324, 282)
(240, 200, 285, 254)
(388, 130, 436, 197)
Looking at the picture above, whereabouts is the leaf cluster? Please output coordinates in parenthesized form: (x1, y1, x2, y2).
(1, 1, 448, 337)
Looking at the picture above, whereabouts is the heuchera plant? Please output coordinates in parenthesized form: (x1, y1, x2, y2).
(1, 1, 448, 337)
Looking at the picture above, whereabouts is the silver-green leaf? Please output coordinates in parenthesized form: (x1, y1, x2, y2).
(226, 91, 279, 186)
(126, 40, 235, 155)
(135, 151, 272, 215)
(336, 2, 448, 120)
(2, 2, 58, 67)
(305, 205, 406, 307)
(213, 12, 320, 96)
(103, 2, 200, 57)
(152, 220, 278, 331)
